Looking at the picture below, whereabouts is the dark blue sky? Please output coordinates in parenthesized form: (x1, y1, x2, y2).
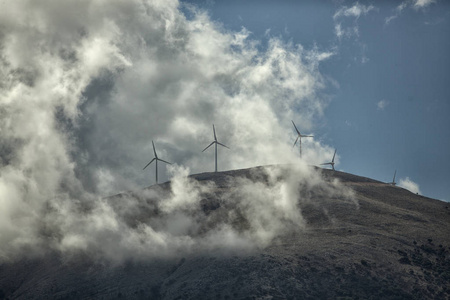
(183, 0, 450, 201)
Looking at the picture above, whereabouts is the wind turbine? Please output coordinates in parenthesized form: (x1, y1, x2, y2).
(388, 170, 397, 186)
(321, 149, 337, 170)
(202, 124, 229, 172)
(292, 120, 313, 158)
(143, 140, 171, 184)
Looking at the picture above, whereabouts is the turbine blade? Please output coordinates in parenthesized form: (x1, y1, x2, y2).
(217, 142, 229, 149)
(143, 158, 156, 170)
(213, 124, 217, 141)
(293, 136, 299, 148)
(152, 140, 157, 158)
(202, 141, 215, 152)
(158, 158, 172, 165)
(332, 149, 336, 162)
(291, 120, 300, 135)
(320, 163, 331, 165)
(393, 170, 396, 182)
(302, 135, 314, 138)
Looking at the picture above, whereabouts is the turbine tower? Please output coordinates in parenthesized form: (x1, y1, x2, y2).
(388, 170, 397, 186)
(143, 140, 171, 184)
(292, 120, 313, 158)
(202, 124, 229, 172)
(321, 149, 337, 170)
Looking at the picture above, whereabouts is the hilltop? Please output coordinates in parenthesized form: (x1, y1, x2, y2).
(0, 165, 449, 299)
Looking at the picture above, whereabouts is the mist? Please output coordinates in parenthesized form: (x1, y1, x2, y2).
(0, 0, 352, 262)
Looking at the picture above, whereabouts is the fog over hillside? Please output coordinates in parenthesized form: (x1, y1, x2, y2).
(0, 166, 449, 299)
(0, 163, 356, 263)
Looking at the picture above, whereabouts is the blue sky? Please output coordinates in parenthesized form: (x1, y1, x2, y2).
(182, 0, 450, 201)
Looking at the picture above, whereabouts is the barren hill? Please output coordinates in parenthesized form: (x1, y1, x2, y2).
(1, 165, 449, 299)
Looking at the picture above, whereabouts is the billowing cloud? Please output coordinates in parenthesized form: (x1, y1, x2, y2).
(398, 177, 421, 194)
(0, 0, 350, 262)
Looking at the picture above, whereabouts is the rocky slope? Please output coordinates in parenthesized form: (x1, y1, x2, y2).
(0, 166, 449, 299)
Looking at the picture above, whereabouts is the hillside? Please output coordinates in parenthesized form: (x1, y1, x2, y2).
(0, 165, 449, 299)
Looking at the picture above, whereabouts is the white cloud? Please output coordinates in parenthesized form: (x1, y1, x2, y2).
(398, 2, 409, 12)
(334, 24, 361, 41)
(377, 100, 389, 110)
(385, 2, 407, 25)
(332, 2, 375, 65)
(398, 177, 421, 194)
(385, 15, 398, 25)
(333, 2, 375, 20)
(413, 0, 435, 9)
(335, 23, 344, 39)
(0, 0, 351, 262)
(305, 44, 335, 63)
(386, 0, 436, 25)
